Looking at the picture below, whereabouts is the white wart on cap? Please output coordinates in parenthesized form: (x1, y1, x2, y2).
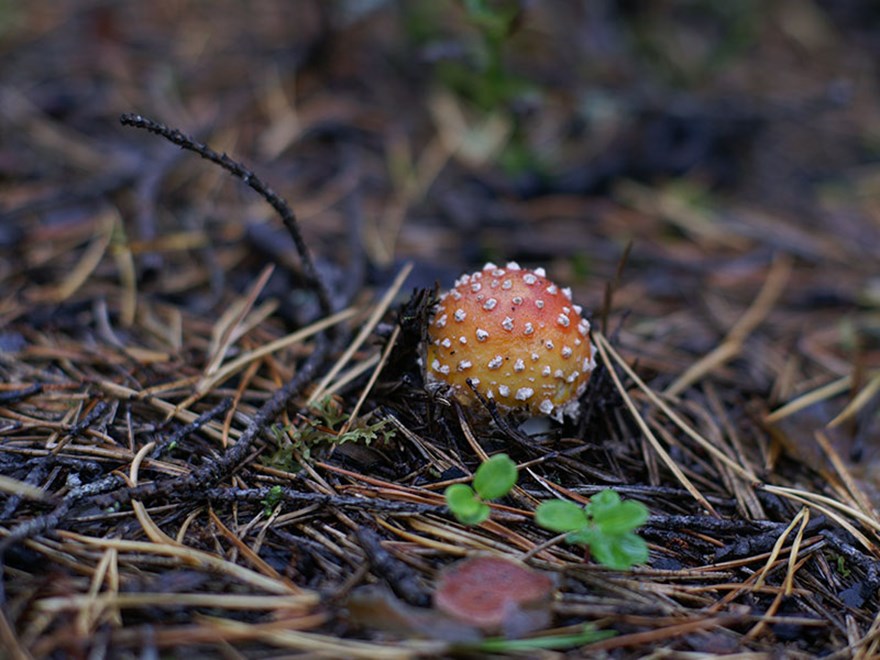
(426, 262, 595, 420)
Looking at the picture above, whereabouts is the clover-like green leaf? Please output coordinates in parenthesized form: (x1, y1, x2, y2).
(617, 532, 649, 565)
(537, 490, 649, 570)
(588, 531, 649, 570)
(535, 499, 589, 533)
(584, 489, 622, 520)
(593, 499, 649, 535)
(473, 453, 517, 500)
(564, 527, 595, 547)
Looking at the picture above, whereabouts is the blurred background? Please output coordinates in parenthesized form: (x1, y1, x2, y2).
(1, 0, 878, 381)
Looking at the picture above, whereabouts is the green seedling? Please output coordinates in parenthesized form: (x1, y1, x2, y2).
(261, 485, 283, 517)
(445, 453, 517, 525)
(834, 554, 852, 578)
(535, 489, 649, 570)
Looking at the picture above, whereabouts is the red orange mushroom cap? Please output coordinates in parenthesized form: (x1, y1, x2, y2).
(425, 262, 595, 420)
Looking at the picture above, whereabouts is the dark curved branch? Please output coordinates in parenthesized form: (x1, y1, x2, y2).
(119, 113, 334, 318)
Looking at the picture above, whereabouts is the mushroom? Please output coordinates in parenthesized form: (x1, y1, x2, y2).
(426, 262, 595, 420)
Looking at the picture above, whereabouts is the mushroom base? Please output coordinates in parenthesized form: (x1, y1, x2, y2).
(424, 370, 587, 423)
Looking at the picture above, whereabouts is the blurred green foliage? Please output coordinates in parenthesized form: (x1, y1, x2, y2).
(402, 0, 545, 176)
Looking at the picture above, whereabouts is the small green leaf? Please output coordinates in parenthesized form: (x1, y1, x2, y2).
(584, 489, 622, 520)
(446, 483, 480, 513)
(261, 485, 284, 516)
(457, 502, 492, 526)
(473, 453, 517, 500)
(618, 532, 649, 565)
(565, 525, 598, 545)
(594, 500, 649, 535)
(535, 499, 589, 533)
(446, 484, 491, 525)
(565, 528, 595, 547)
(589, 532, 648, 570)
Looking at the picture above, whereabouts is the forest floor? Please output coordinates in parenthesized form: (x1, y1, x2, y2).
(1, 2, 879, 657)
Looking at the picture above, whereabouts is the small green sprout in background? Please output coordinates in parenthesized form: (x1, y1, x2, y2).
(434, 0, 525, 115)
(535, 489, 649, 570)
(445, 453, 517, 525)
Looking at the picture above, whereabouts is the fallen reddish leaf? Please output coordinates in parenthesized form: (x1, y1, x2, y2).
(434, 555, 556, 637)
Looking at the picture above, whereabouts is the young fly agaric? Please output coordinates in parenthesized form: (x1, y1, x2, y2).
(426, 262, 595, 420)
